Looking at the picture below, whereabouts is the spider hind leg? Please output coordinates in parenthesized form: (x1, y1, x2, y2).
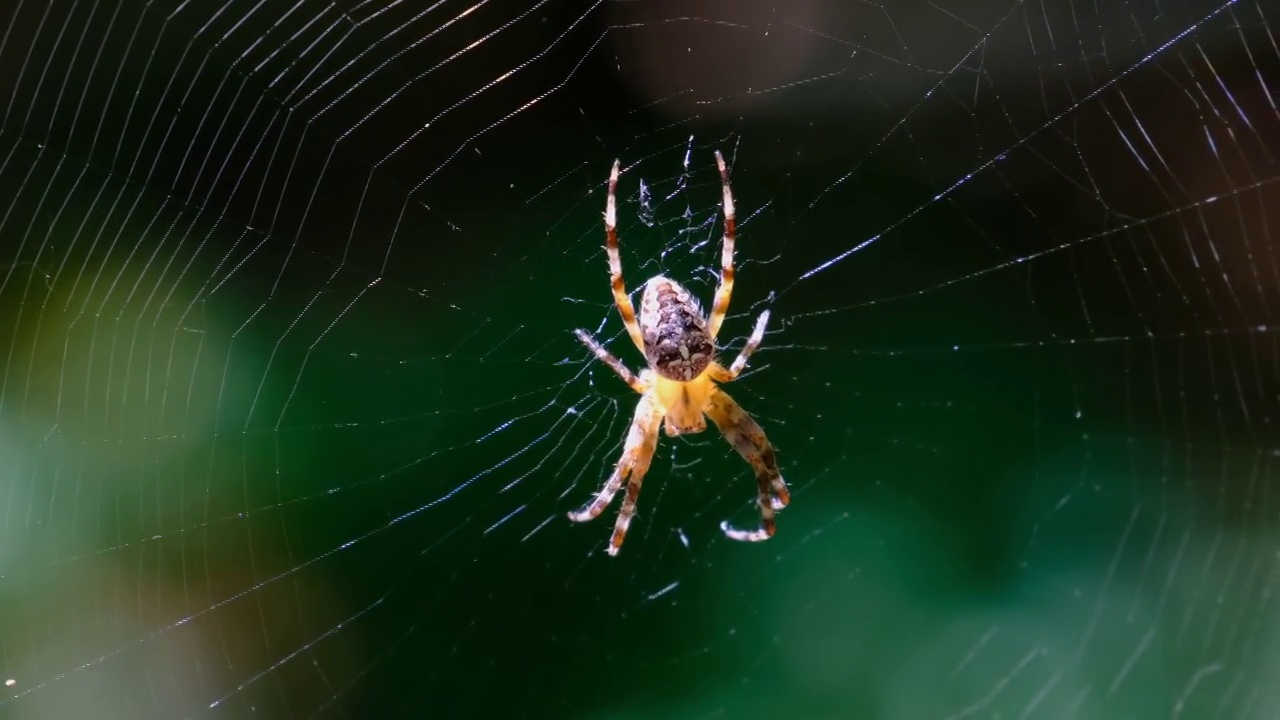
(706, 150, 737, 340)
(604, 160, 647, 354)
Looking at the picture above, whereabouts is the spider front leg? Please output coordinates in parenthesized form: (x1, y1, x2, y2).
(567, 393, 664, 556)
(708, 309, 769, 383)
(705, 387, 790, 543)
(574, 329, 646, 394)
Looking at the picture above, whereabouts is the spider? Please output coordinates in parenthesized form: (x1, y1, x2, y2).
(568, 151, 790, 556)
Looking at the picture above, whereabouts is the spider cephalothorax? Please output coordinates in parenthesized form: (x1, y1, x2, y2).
(568, 151, 790, 556)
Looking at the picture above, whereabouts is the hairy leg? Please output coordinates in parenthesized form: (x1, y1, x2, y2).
(574, 329, 646, 394)
(607, 415, 661, 556)
(706, 150, 737, 339)
(705, 387, 790, 542)
(708, 309, 769, 383)
(567, 393, 664, 555)
(604, 160, 646, 353)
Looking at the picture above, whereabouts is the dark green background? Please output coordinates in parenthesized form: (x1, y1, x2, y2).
(0, 0, 1276, 718)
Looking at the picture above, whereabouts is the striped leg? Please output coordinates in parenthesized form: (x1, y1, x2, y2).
(604, 160, 646, 353)
(706, 150, 736, 339)
(705, 387, 790, 543)
(574, 329, 646, 394)
(708, 310, 769, 383)
(567, 393, 664, 556)
(607, 411, 661, 556)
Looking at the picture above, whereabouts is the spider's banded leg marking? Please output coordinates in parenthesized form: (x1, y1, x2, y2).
(706, 388, 790, 543)
(566, 394, 657, 522)
(574, 329, 646, 394)
(707, 150, 736, 340)
(567, 394, 663, 556)
(709, 310, 770, 383)
(609, 414, 661, 556)
(604, 160, 647, 353)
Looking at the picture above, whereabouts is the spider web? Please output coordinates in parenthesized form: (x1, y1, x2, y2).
(0, 0, 1277, 717)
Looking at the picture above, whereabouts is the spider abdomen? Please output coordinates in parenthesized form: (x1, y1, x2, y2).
(639, 276, 714, 381)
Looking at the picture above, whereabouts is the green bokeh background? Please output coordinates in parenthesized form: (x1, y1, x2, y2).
(0, 1, 1277, 718)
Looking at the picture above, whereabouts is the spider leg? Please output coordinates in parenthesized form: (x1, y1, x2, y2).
(705, 387, 790, 543)
(708, 310, 769, 383)
(609, 415, 661, 556)
(574, 328, 646, 394)
(604, 160, 647, 353)
(706, 150, 736, 340)
(567, 393, 664, 556)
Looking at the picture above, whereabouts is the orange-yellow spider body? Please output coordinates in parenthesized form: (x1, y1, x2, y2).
(568, 152, 791, 556)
